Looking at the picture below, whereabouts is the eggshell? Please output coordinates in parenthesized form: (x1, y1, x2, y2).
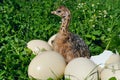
(65, 58, 98, 80)
(105, 54, 120, 65)
(27, 40, 52, 55)
(90, 50, 113, 68)
(100, 63, 120, 80)
(48, 34, 57, 47)
(28, 51, 66, 80)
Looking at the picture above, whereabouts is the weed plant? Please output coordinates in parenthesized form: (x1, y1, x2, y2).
(0, 0, 120, 79)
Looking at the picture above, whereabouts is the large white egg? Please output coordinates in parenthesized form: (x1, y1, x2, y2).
(27, 40, 52, 55)
(100, 63, 120, 80)
(28, 51, 66, 80)
(64, 58, 98, 80)
(105, 54, 120, 65)
(48, 34, 57, 47)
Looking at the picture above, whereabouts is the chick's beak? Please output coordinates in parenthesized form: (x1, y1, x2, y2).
(51, 11, 56, 14)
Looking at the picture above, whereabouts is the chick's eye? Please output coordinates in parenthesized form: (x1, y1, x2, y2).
(57, 10, 61, 13)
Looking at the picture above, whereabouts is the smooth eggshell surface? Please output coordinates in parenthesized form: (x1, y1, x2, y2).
(28, 51, 66, 80)
(27, 40, 52, 55)
(105, 54, 120, 65)
(100, 63, 120, 80)
(65, 57, 98, 80)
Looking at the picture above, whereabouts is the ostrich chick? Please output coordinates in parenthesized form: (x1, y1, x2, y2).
(51, 6, 90, 63)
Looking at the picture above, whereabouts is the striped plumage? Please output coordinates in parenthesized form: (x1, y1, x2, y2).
(51, 6, 90, 63)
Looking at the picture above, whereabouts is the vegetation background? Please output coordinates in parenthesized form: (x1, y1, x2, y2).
(0, 0, 120, 79)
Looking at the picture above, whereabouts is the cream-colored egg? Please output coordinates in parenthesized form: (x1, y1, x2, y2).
(65, 58, 98, 80)
(100, 63, 120, 80)
(48, 34, 57, 47)
(28, 51, 66, 80)
(105, 54, 120, 65)
(27, 40, 52, 55)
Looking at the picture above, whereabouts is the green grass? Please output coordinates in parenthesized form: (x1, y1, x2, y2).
(0, 0, 120, 79)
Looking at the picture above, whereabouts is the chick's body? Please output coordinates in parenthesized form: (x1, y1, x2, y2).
(51, 6, 90, 63)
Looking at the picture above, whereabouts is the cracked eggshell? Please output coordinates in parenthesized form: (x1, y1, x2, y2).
(65, 58, 98, 80)
(48, 34, 57, 47)
(100, 63, 120, 80)
(90, 50, 113, 68)
(105, 54, 120, 65)
(28, 51, 66, 80)
(27, 40, 52, 55)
